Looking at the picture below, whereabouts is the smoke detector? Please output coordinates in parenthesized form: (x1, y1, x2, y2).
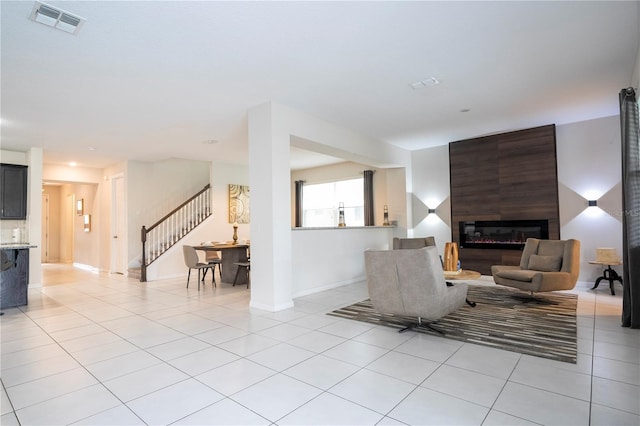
(30, 1, 85, 35)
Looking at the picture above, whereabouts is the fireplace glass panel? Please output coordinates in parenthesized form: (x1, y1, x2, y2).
(459, 220, 549, 250)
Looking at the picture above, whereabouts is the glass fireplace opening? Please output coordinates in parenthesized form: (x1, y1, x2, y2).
(459, 220, 549, 250)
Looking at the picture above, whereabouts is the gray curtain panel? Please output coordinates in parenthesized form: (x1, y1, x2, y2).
(619, 88, 640, 329)
(364, 170, 375, 226)
(294, 180, 304, 228)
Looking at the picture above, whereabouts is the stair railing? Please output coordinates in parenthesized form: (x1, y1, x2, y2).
(140, 184, 211, 281)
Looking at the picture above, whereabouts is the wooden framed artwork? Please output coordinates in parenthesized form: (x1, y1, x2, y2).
(229, 184, 250, 224)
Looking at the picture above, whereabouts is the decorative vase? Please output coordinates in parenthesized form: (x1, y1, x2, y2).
(338, 202, 346, 227)
(383, 205, 390, 226)
(443, 242, 459, 272)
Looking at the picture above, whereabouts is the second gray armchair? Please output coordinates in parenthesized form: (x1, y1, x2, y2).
(392, 236, 436, 250)
(491, 238, 581, 293)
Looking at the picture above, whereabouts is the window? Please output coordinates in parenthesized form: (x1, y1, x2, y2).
(303, 178, 364, 227)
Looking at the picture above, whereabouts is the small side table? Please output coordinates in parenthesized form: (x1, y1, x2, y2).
(588, 260, 623, 295)
(444, 270, 481, 307)
(444, 270, 481, 280)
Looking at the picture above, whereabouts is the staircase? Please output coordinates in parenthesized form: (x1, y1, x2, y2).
(140, 184, 211, 282)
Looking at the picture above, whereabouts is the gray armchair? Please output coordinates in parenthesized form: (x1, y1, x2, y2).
(364, 246, 468, 333)
(491, 238, 581, 293)
(392, 236, 436, 250)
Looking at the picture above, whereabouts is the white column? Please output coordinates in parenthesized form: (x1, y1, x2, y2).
(248, 102, 294, 311)
(27, 147, 43, 287)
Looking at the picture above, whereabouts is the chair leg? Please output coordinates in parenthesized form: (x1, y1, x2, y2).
(187, 268, 191, 288)
(197, 269, 201, 291)
(420, 323, 445, 335)
(233, 266, 241, 286)
(232, 265, 250, 288)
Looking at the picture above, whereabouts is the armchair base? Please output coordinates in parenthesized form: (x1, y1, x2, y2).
(398, 316, 444, 334)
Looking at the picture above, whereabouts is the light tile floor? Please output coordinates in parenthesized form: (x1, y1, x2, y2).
(1, 264, 639, 425)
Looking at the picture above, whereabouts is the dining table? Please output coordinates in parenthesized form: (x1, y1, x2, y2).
(198, 243, 249, 285)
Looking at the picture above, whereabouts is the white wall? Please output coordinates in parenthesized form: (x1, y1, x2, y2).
(556, 115, 623, 282)
(40, 157, 249, 280)
(44, 163, 107, 272)
(409, 116, 623, 283)
(290, 161, 400, 228)
(288, 161, 404, 296)
(73, 184, 100, 268)
(43, 164, 103, 184)
(410, 144, 453, 256)
(43, 158, 216, 276)
(103, 162, 126, 273)
(127, 158, 211, 266)
(248, 102, 412, 311)
(145, 162, 251, 281)
(27, 148, 43, 286)
(291, 227, 393, 297)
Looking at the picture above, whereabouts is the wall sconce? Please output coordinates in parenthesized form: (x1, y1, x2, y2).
(588, 200, 598, 207)
(383, 205, 390, 226)
(83, 214, 91, 232)
(76, 198, 84, 216)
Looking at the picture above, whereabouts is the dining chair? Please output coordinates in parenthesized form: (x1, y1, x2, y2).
(233, 259, 250, 289)
(201, 249, 222, 286)
(182, 245, 212, 291)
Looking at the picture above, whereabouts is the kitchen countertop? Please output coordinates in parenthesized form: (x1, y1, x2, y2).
(0, 243, 37, 249)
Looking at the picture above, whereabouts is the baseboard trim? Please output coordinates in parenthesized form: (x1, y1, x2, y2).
(72, 263, 99, 273)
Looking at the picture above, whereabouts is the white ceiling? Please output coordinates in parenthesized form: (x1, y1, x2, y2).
(1, 1, 638, 170)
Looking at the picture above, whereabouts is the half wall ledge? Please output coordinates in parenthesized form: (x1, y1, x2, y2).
(292, 225, 396, 231)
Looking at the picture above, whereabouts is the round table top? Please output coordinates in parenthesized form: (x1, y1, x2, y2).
(589, 260, 622, 266)
(444, 269, 482, 280)
(199, 243, 249, 250)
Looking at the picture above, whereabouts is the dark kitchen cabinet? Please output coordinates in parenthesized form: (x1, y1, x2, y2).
(0, 164, 28, 220)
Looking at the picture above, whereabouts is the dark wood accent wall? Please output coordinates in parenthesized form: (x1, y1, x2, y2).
(449, 125, 560, 275)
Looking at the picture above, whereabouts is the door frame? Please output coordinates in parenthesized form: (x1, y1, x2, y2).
(110, 174, 126, 274)
(41, 193, 49, 262)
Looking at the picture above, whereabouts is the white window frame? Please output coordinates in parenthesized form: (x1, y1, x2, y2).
(302, 177, 364, 227)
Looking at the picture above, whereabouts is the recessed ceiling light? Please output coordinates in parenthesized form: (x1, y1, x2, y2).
(88, 147, 96, 151)
(202, 139, 219, 145)
(69, 162, 77, 167)
(409, 77, 440, 90)
(30, 1, 85, 35)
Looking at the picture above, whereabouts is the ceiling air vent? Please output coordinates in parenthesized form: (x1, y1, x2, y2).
(30, 1, 85, 35)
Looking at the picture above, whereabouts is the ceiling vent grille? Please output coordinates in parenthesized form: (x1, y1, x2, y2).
(30, 1, 85, 35)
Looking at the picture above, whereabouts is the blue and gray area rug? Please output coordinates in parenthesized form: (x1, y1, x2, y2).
(328, 285, 578, 364)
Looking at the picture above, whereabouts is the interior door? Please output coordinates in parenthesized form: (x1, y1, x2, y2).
(111, 175, 125, 274)
(41, 193, 49, 262)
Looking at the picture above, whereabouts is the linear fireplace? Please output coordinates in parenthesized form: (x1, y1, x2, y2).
(459, 220, 549, 250)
